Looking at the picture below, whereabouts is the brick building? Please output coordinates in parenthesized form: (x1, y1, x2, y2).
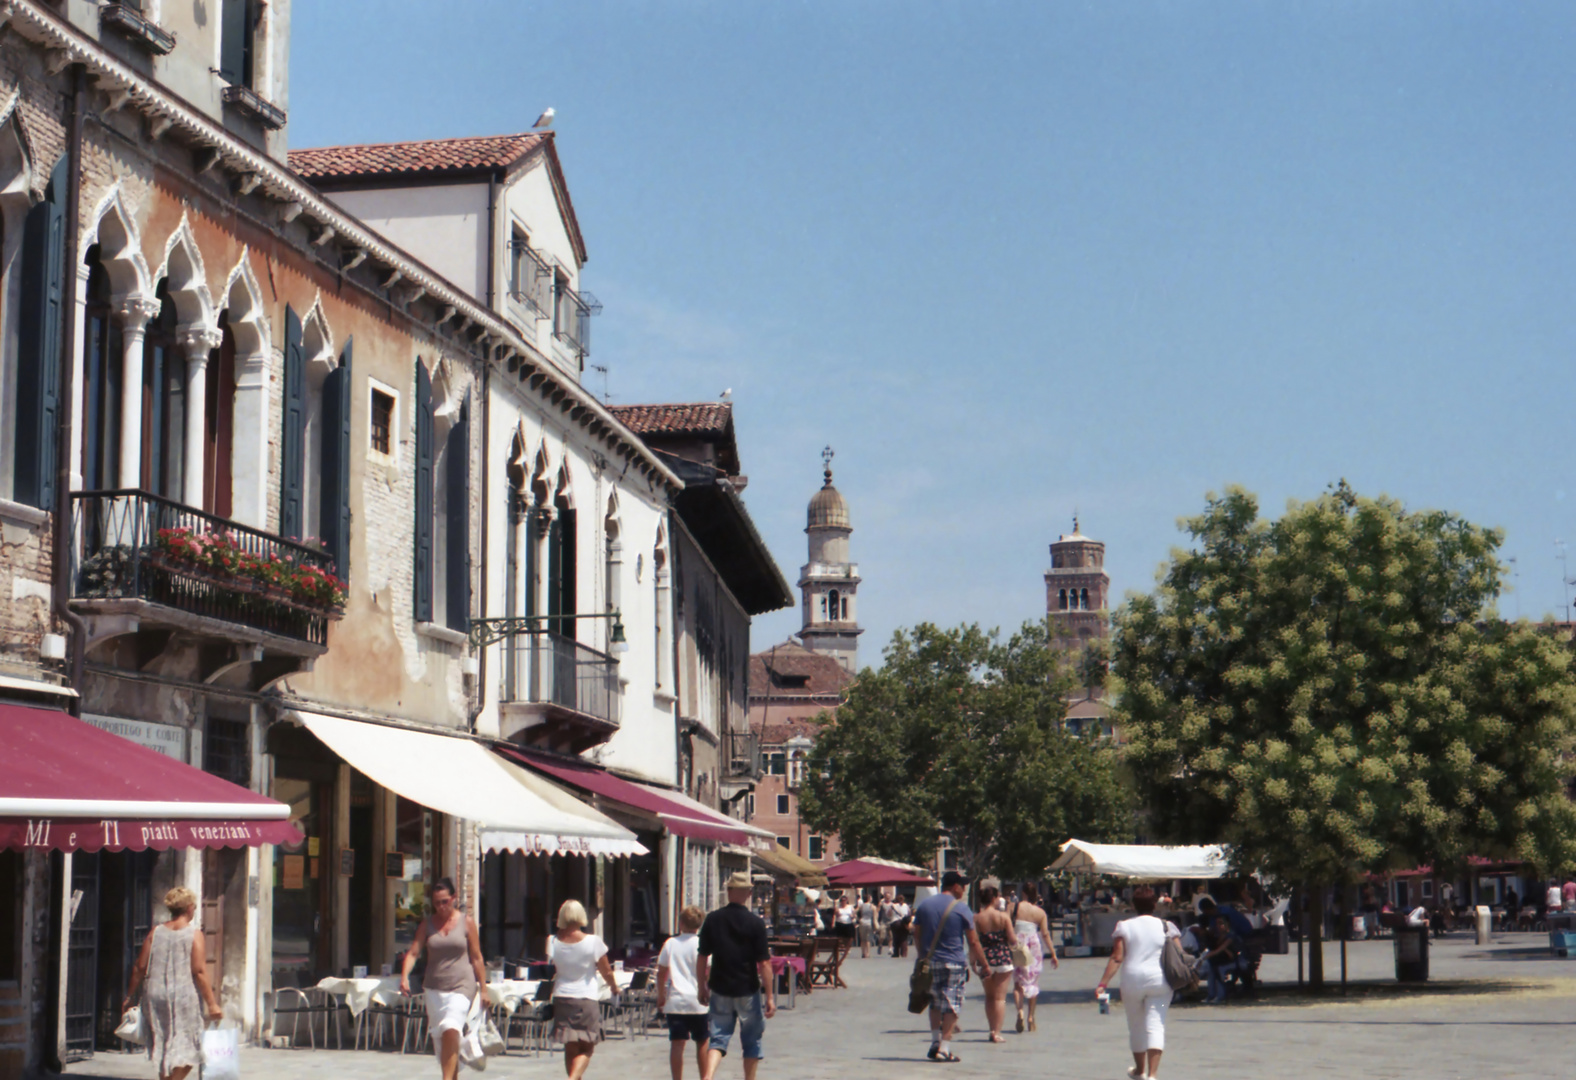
(1045, 518, 1112, 737)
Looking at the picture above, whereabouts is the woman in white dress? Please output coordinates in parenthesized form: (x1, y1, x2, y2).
(1094, 886, 1180, 1080)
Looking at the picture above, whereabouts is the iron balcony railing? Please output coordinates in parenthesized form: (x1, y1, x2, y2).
(552, 284, 602, 363)
(507, 239, 554, 319)
(505, 630, 622, 728)
(725, 730, 760, 778)
(70, 489, 342, 647)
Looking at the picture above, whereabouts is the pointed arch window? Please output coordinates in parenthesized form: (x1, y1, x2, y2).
(140, 280, 182, 499)
(82, 246, 121, 492)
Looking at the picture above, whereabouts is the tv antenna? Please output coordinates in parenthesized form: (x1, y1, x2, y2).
(590, 364, 611, 404)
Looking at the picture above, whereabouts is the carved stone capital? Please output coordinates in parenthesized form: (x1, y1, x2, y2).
(178, 325, 223, 357)
(534, 504, 557, 537)
(114, 294, 161, 332)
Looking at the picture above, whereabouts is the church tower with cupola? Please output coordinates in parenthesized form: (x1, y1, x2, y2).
(1045, 517, 1109, 653)
(799, 448, 862, 673)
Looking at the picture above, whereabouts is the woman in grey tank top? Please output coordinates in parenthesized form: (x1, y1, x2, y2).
(121, 886, 222, 1080)
(400, 877, 488, 1080)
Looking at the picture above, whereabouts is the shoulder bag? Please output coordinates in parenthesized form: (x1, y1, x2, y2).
(1160, 921, 1199, 992)
(908, 897, 963, 1014)
(1008, 902, 1034, 969)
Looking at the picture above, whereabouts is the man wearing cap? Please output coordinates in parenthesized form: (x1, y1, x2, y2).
(697, 871, 776, 1080)
(914, 870, 990, 1063)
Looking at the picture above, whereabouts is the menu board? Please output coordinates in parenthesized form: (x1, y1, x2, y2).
(282, 855, 305, 890)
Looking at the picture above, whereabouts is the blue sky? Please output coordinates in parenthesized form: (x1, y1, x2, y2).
(291, 2, 1576, 657)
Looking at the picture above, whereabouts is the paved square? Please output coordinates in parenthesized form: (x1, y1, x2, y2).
(68, 933, 1576, 1079)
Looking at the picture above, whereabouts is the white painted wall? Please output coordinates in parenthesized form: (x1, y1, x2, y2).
(499, 161, 585, 377)
(477, 375, 676, 786)
(325, 183, 490, 300)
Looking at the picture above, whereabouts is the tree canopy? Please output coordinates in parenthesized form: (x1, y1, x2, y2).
(800, 620, 1132, 880)
(1113, 483, 1576, 981)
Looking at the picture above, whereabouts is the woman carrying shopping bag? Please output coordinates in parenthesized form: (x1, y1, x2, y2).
(401, 878, 490, 1080)
(120, 886, 223, 1080)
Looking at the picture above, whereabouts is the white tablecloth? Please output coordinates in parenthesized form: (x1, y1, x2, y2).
(485, 970, 636, 1015)
(315, 976, 402, 1017)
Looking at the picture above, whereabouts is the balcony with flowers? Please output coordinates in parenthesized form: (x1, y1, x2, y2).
(70, 489, 344, 655)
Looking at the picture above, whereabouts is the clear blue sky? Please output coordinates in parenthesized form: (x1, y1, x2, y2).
(291, 2, 1576, 659)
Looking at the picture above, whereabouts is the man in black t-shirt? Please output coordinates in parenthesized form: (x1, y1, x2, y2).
(697, 872, 776, 1079)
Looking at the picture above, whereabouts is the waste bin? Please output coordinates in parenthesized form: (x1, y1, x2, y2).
(1393, 926, 1429, 982)
(1475, 904, 1491, 945)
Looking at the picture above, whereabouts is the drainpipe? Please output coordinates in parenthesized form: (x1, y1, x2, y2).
(486, 169, 500, 311)
(51, 64, 88, 716)
(470, 356, 489, 733)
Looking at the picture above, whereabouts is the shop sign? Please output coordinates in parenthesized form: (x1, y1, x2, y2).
(83, 714, 187, 760)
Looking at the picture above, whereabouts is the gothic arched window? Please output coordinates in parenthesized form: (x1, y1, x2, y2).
(828, 589, 840, 621)
(1058, 589, 1067, 610)
(1081, 587, 1090, 609)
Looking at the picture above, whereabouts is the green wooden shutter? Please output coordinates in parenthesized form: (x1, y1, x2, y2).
(13, 157, 66, 510)
(413, 360, 433, 623)
(320, 337, 352, 581)
(546, 513, 562, 636)
(219, 0, 251, 86)
(279, 305, 304, 539)
(443, 395, 470, 632)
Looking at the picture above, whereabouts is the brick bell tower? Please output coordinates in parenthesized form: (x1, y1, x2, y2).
(1045, 517, 1109, 654)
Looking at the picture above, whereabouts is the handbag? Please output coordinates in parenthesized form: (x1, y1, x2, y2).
(1008, 902, 1034, 969)
(458, 994, 495, 1071)
(1161, 931, 1200, 992)
(114, 1006, 148, 1046)
(908, 897, 963, 1014)
(201, 1025, 241, 1080)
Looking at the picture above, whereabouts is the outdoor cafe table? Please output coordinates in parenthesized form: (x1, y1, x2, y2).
(316, 975, 402, 1018)
(768, 956, 805, 1010)
(485, 970, 637, 1017)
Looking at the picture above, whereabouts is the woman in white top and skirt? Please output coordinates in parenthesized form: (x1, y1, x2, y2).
(1095, 886, 1180, 1080)
(549, 899, 621, 1079)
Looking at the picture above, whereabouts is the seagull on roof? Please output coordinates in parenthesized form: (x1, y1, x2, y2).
(532, 107, 555, 130)
(720, 388, 732, 401)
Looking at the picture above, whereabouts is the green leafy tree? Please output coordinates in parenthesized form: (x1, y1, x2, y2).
(1114, 482, 1576, 987)
(800, 621, 1132, 881)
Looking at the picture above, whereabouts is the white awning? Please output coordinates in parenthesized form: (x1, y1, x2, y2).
(1050, 839, 1231, 880)
(292, 712, 644, 857)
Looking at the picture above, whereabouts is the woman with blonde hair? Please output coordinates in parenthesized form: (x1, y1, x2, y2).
(120, 886, 222, 1080)
(549, 898, 620, 1079)
(400, 878, 488, 1080)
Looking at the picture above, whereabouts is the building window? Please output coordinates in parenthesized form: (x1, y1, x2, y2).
(841, 596, 849, 619)
(776, 794, 789, 815)
(776, 836, 791, 850)
(219, 0, 256, 88)
(370, 388, 393, 455)
(746, 793, 755, 817)
(808, 836, 824, 861)
(204, 716, 251, 789)
(766, 752, 786, 776)
(1081, 587, 1090, 609)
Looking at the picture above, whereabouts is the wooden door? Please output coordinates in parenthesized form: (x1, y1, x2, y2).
(202, 894, 223, 995)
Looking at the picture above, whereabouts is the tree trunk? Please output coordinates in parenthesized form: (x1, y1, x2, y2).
(1307, 884, 1326, 990)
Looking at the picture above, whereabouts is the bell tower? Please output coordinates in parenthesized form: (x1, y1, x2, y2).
(1045, 516, 1109, 654)
(798, 448, 862, 673)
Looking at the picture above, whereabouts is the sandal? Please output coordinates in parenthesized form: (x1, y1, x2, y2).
(933, 1051, 961, 1063)
(1015, 1010, 1025, 1033)
(989, 1034, 1006, 1043)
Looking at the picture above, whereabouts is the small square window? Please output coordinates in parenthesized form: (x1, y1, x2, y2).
(776, 794, 789, 815)
(370, 389, 394, 455)
(776, 836, 791, 850)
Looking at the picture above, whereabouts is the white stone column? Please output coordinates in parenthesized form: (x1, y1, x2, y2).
(115, 295, 160, 489)
(179, 326, 222, 509)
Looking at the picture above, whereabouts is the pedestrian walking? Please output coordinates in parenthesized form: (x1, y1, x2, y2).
(697, 871, 776, 1080)
(1011, 882, 1058, 1033)
(972, 877, 1018, 1043)
(399, 878, 489, 1080)
(546, 899, 621, 1079)
(891, 896, 912, 958)
(914, 870, 990, 1064)
(878, 892, 898, 955)
(120, 886, 222, 1080)
(833, 893, 856, 942)
(658, 905, 710, 1080)
(1094, 886, 1181, 1080)
(858, 891, 878, 958)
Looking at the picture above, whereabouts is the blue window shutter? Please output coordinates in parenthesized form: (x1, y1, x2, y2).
(443, 396, 470, 632)
(320, 337, 352, 581)
(413, 360, 433, 623)
(13, 156, 67, 510)
(279, 305, 304, 539)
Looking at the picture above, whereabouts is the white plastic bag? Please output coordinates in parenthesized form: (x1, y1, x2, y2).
(458, 995, 491, 1071)
(114, 1006, 147, 1046)
(202, 1025, 240, 1080)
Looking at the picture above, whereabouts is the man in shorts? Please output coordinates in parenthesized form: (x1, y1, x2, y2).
(658, 904, 709, 1079)
(698, 872, 776, 1080)
(913, 870, 989, 1063)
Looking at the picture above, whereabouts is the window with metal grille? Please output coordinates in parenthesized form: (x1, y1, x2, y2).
(370, 389, 393, 455)
(204, 717, 251, 789)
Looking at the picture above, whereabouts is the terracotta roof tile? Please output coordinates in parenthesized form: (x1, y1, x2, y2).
(749, 641, 853, 700)
(610, 403, 733, 439)
(288, 132, 546, 181)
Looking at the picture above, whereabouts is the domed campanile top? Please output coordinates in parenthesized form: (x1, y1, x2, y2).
(799, 447, 862, 674)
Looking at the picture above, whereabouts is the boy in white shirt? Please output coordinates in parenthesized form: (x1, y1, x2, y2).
(657, 905, 709, 1080)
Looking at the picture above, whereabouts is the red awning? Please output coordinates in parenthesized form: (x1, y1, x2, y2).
(0, 703, 301, 852)
(826, 859, 937, 888)
(496, 746, 764, 848)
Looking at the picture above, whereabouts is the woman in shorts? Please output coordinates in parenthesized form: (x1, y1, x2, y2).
(972, 877, 1019, 1043)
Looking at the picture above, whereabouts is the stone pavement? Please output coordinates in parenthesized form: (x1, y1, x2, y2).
(67, 932, 1576, 1080)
